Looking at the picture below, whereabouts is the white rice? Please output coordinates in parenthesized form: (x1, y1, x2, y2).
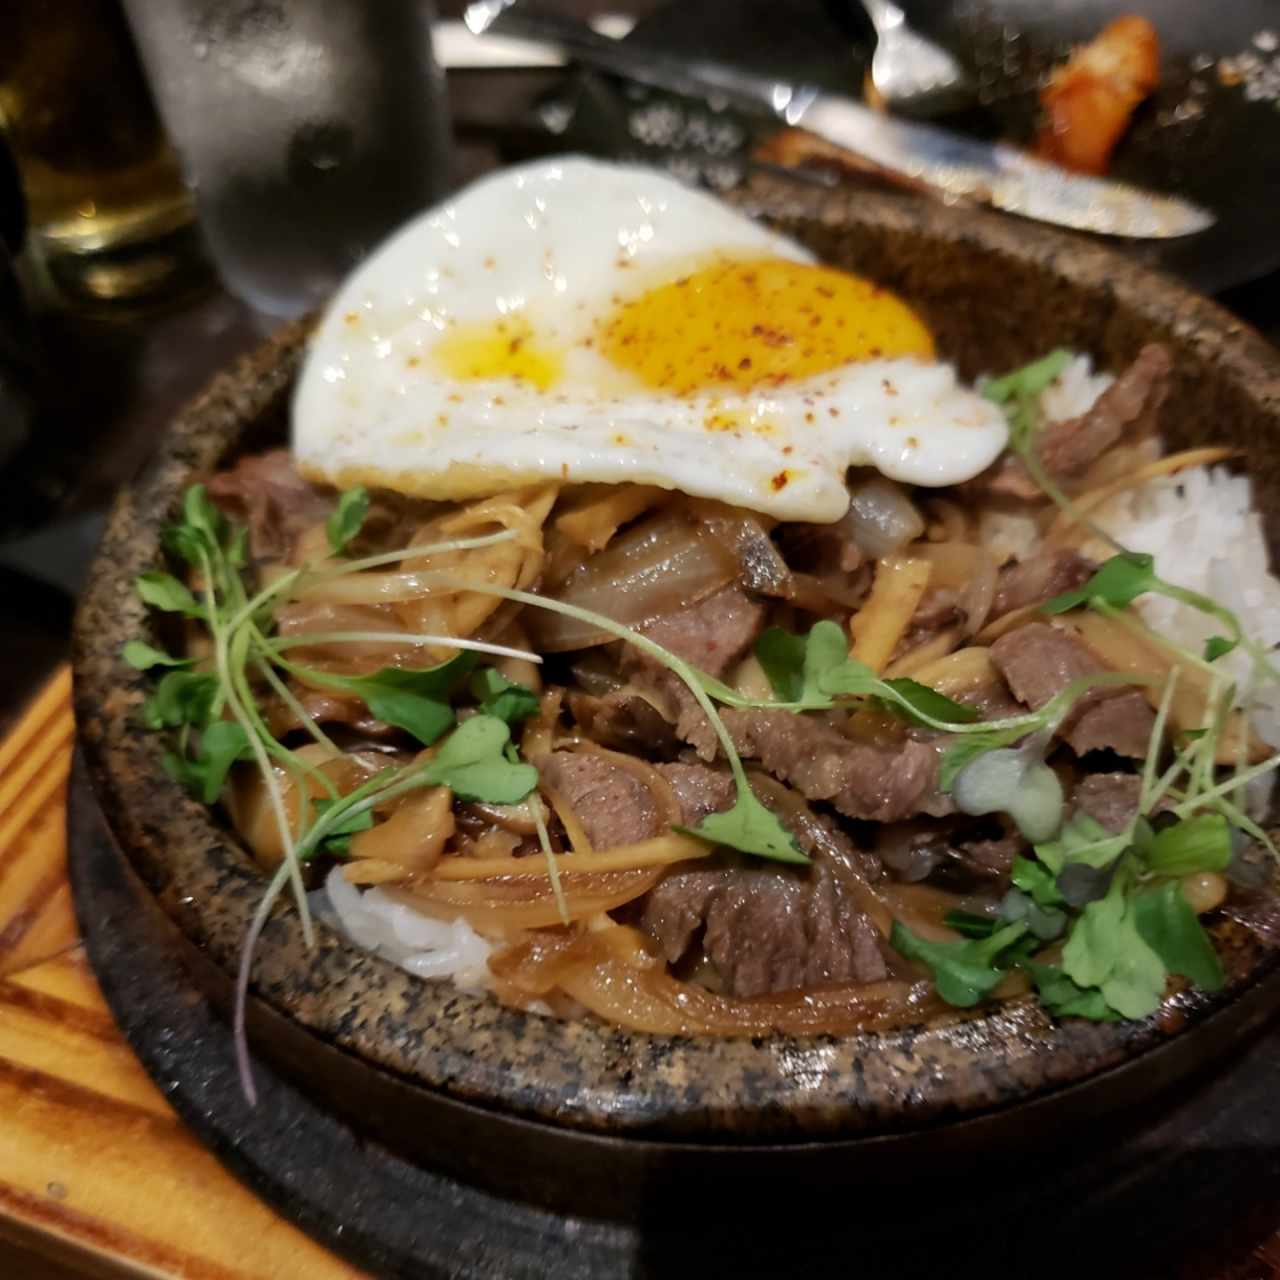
(1039, 353, 1114, 424)
(1087, 466, 1280, 748)
(1039, 355, 1280, 811)
(321, 867, 495, 990)
(321, 351, 1280, 984)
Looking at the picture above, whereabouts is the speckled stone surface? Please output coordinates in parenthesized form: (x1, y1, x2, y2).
(72, 185, 1280, 1153)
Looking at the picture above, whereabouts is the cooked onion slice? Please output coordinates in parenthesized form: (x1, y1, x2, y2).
(845, 475, 925, 559)
(533, 509, 737, 652)
(389, 867, 665, 931)
(490, 924, 933, 1035)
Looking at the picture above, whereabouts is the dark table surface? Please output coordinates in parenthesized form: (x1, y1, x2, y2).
(3, 5, 1280, 1274)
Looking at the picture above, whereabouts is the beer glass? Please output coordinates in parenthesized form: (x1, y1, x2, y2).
(0, 0, 200, 301)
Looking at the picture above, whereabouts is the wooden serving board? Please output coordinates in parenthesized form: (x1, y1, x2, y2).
(0, 668, 364, 1279)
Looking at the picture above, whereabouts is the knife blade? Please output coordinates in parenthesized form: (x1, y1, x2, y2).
(464, 1, 1215, 239)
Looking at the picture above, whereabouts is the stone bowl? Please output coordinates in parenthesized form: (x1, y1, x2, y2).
(71, 177, 1280, 1218)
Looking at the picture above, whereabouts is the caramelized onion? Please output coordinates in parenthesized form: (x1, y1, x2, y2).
(490, 924, 934, 1035)
(533, 509, 737, 652)
(844, 475, 925, 559)
(275, 600, 413, 674)
(690, 500, 792, 597)
(393, 868, 664, 932)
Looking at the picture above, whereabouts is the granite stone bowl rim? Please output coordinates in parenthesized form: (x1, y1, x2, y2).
(71, 180, 1280, 1143)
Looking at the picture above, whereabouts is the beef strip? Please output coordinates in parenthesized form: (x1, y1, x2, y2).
(876, 817, 1024, 882)
(990, 622, 1155, 757)
(207, 449, 333, 561)
(1070, 691, 1157, 757)
(653, 762, 737, 826)
(701, 864, 886, 997)
(623, 658, 952, 821)
(635, 764, 888, 995)
(969, 344, 1172, 500)
(1071, 772, 1142, 832)
(990, 547, 1095, 620)
(901, 588, 966, 650)
(1037, 344, 1172, 479)
(723, 708, 952, 822)
(538, 752, 662, 850)
(636, 585, 767, 677)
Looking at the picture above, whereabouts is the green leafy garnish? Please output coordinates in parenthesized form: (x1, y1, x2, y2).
(982, 349, 1072, 421)
(163, 720, 253, 804)
(1143, 813, 1232, 876)
(1034, 811, 1129, 874)
(421, 715, 538, 803)
(751, 619, 976, 727)
(326, 487, 370, 555)
(308, 652, 478, 746)
(756, 624, 826, 703)
(1131, 881, 1225, 992)
(881, 678, 980, 725)
(1011, 854, 1064, 908)
(142, 670, 219, 729)
(1021, 961, 1118, 1021)
(1204, 635, 1237, 662)
(1062, 866, 1167, 1019)
(1042, 552, 1157, 615)
(943, 910, 1000, 939)
(314, 797, 375, 854)
(123, 640, 193, 671)
(678, 787, 810, 865)
(470, 667, 540, 726)
(890, 919, 1029, 1007)
(135, 571, 205, 618)
(999, 886, 1067, 940)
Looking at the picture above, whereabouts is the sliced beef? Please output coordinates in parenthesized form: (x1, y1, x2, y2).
(639, 870, 723, 966)
(990, 547, 1095, 620)
(1072, 772, 1141, 832)
(876, 818, 1023, 882)
(701, 864, 885, 996)
(538, 752, 662, 850)
(207, 449, 333, 561)
(636, 768, 888, 995)
(567, 689, 680, 756)
(722, 708, 951, 822)
(623, 659, 952, 822)
(960, 833, 1023, 876)
(636, 585, 767, 677)
(970, 454, 1043, 502)
(902, 588, 966, 649)
(967, 344, 1172, 499)
(653, 762, 737, 826)
(776, 516, 864, 574)
(990, 622, 1155, 757)
(1070, 691, 1157, 758)
(1036, 344, 1172, 479)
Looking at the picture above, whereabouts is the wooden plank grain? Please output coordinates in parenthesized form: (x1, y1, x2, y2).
(0, 668, 77, 977)
(0, 670, 366, 1279)
(0, 959, 366, 1279)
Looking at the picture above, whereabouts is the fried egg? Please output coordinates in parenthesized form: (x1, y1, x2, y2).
(293, 158, 1007, 522)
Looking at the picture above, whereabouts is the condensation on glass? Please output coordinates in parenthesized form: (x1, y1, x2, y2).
(122, 0, 452, 316)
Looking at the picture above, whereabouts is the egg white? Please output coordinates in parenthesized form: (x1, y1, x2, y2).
(292, 157, 1008, 522)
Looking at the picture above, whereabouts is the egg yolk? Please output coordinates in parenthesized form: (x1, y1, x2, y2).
(599, 259, 934, 396)
(433, 317, 562, 391)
